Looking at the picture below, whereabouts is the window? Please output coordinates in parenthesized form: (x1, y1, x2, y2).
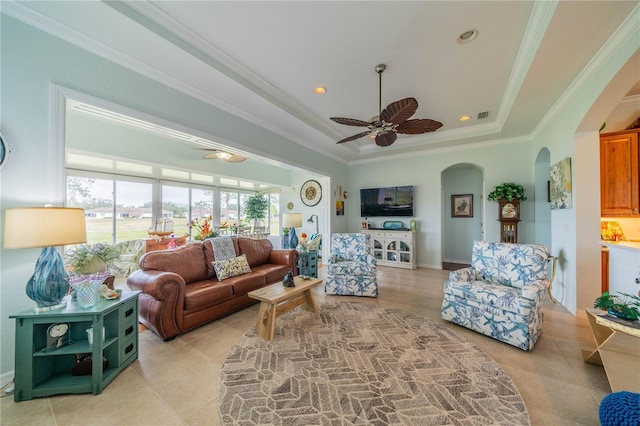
(220, 191, 239, 231)
(68, 172, 280, 243)
(114, 180, 152, 242)
(162, 185, 189, 237)
(67, 175, 114, 244)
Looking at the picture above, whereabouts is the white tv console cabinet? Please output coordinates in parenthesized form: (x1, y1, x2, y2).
(362, 229, 416, 269)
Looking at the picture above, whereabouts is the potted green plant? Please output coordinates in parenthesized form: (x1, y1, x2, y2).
(65, 242, 118, 275)
(487, 182, 527, 202)
(594, 291, 640, 321)
(244, 192, 269, 228)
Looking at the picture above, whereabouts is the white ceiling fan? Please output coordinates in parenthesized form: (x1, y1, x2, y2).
(195, 148, 247, 163)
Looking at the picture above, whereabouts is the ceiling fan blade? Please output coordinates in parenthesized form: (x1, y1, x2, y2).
(380, 98, 418, 125)
(395, 119, 443, 134)
(336, 131, 371, 144)
(375, 132, 397, 147)
(330, 117, 370, 127)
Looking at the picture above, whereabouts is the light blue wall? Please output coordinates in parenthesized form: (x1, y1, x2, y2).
(348, 141, 539, 268)
(0, 15, 346, 378)
(442, 166, 483, 263)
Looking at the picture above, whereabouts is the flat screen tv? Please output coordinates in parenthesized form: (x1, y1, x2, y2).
(360, 186, 414, 217)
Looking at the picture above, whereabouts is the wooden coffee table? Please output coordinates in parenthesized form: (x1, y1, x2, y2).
(248, 276, 322, 341)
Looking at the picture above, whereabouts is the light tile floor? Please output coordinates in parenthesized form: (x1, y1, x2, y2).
(1, 266, 614, 425)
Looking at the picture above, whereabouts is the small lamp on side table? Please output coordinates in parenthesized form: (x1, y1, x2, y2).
(4, 207, 87, 312)
(282, 213, 302, 249)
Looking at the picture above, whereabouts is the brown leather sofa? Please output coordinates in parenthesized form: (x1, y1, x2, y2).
(127, 237, 299, 340)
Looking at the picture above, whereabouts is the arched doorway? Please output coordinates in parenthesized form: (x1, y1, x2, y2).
(441, 164, 484, 269)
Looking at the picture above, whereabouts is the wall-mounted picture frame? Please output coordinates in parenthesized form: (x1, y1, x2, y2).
(451, 194, 473, 218)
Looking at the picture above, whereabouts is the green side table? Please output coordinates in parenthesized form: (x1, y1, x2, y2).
(298, 250, 318, 278)
(9, 291, 140, 402)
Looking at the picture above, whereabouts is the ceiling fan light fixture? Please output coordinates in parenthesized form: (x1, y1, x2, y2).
(457, 29, 478, 44)
(216, 151, 232, 160)
(313, 86, 327, 95)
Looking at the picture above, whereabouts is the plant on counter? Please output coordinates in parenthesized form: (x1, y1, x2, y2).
(594, 291, 640, 321)
(487, 182, 527, 202)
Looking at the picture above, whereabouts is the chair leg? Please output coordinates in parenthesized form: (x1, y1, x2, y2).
(548, 256, 557, 303)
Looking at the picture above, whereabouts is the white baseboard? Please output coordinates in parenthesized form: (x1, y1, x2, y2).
(418, 263, 442, 269)
(1, 371, 14, 387)
(443, 258, 471, 264)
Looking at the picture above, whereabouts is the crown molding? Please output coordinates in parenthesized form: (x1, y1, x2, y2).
(494, 1, 558, 131)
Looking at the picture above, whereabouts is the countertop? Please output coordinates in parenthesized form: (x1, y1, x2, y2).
(601, 240, 640, 252)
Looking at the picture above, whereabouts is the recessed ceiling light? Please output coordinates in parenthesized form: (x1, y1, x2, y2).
(313, 86, 327, 95)
(459, 115, 471, 122)
(457, 29, 478, 44)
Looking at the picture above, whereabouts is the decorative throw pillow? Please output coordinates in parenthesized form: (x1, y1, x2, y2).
(212, 254, 252, 281)
(210, 236, 236, 261)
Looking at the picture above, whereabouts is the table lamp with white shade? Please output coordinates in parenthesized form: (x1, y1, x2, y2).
(4, 207, 87, 311)
(282, 212, 302, 249)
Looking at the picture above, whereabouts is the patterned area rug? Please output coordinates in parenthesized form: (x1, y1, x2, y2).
(218, 301, 529, 425)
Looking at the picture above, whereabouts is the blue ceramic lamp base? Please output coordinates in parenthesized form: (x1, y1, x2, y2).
(26, 246, 70, 312)
(289, 228, 298, 249)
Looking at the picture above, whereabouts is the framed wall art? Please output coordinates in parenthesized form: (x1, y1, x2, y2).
(451, 194, 473, 218)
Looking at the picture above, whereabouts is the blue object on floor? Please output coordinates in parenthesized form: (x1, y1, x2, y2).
(599, 391, 640, 426)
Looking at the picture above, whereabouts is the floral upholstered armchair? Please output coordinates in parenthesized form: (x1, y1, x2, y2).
(108, 239, 146, 277)
(441, 240, 555, 351)
(325, 233, 377, 297)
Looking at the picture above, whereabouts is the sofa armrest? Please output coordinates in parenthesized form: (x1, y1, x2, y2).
(366, 254, 377, 267)
(127, 270, 186, 339)
(448, 267, 474, 283)
(127, 270, 186, 300)
(521, 280, 549, 301)
(269, 249, 300, 275)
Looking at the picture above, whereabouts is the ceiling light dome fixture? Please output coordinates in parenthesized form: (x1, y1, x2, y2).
(457, 29, 478, 44)
(459, 115, 471, 122)
(313, 86, 327, 95)
(198, 149, 247, 163)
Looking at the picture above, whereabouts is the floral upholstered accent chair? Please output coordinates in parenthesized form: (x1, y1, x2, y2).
(325, 233, 377, 297)
(441, 240, 553, 351)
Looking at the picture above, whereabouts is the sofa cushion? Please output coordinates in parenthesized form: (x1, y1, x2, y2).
(223, 272, 267, 296)
(444, 279, 536, 317)
(139, 243, 209, 283)
(237, 237, 272, 267)
(251, 264, 292, 284)
(184, 280, 234, 311)
(471, 241, 550, 289)
(213, 254, 252, 281)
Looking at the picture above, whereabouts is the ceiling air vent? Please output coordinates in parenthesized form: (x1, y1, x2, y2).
(477, 111, 490, 120)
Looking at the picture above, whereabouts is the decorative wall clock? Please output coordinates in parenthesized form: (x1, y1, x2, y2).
(0, 131, 9, 170)
(300, 180, 322, 206)
(46, 323, 70, 350)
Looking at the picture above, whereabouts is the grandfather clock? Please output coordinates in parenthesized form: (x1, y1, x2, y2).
(498, 199, 520, 243)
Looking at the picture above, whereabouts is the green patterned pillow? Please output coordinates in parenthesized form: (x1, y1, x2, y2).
(212, 254, 252, 281)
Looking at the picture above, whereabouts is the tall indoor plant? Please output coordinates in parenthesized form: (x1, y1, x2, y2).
(244, 192, 269, 229)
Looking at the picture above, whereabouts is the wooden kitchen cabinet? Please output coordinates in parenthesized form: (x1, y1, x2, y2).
(600, 129, 639, 216)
